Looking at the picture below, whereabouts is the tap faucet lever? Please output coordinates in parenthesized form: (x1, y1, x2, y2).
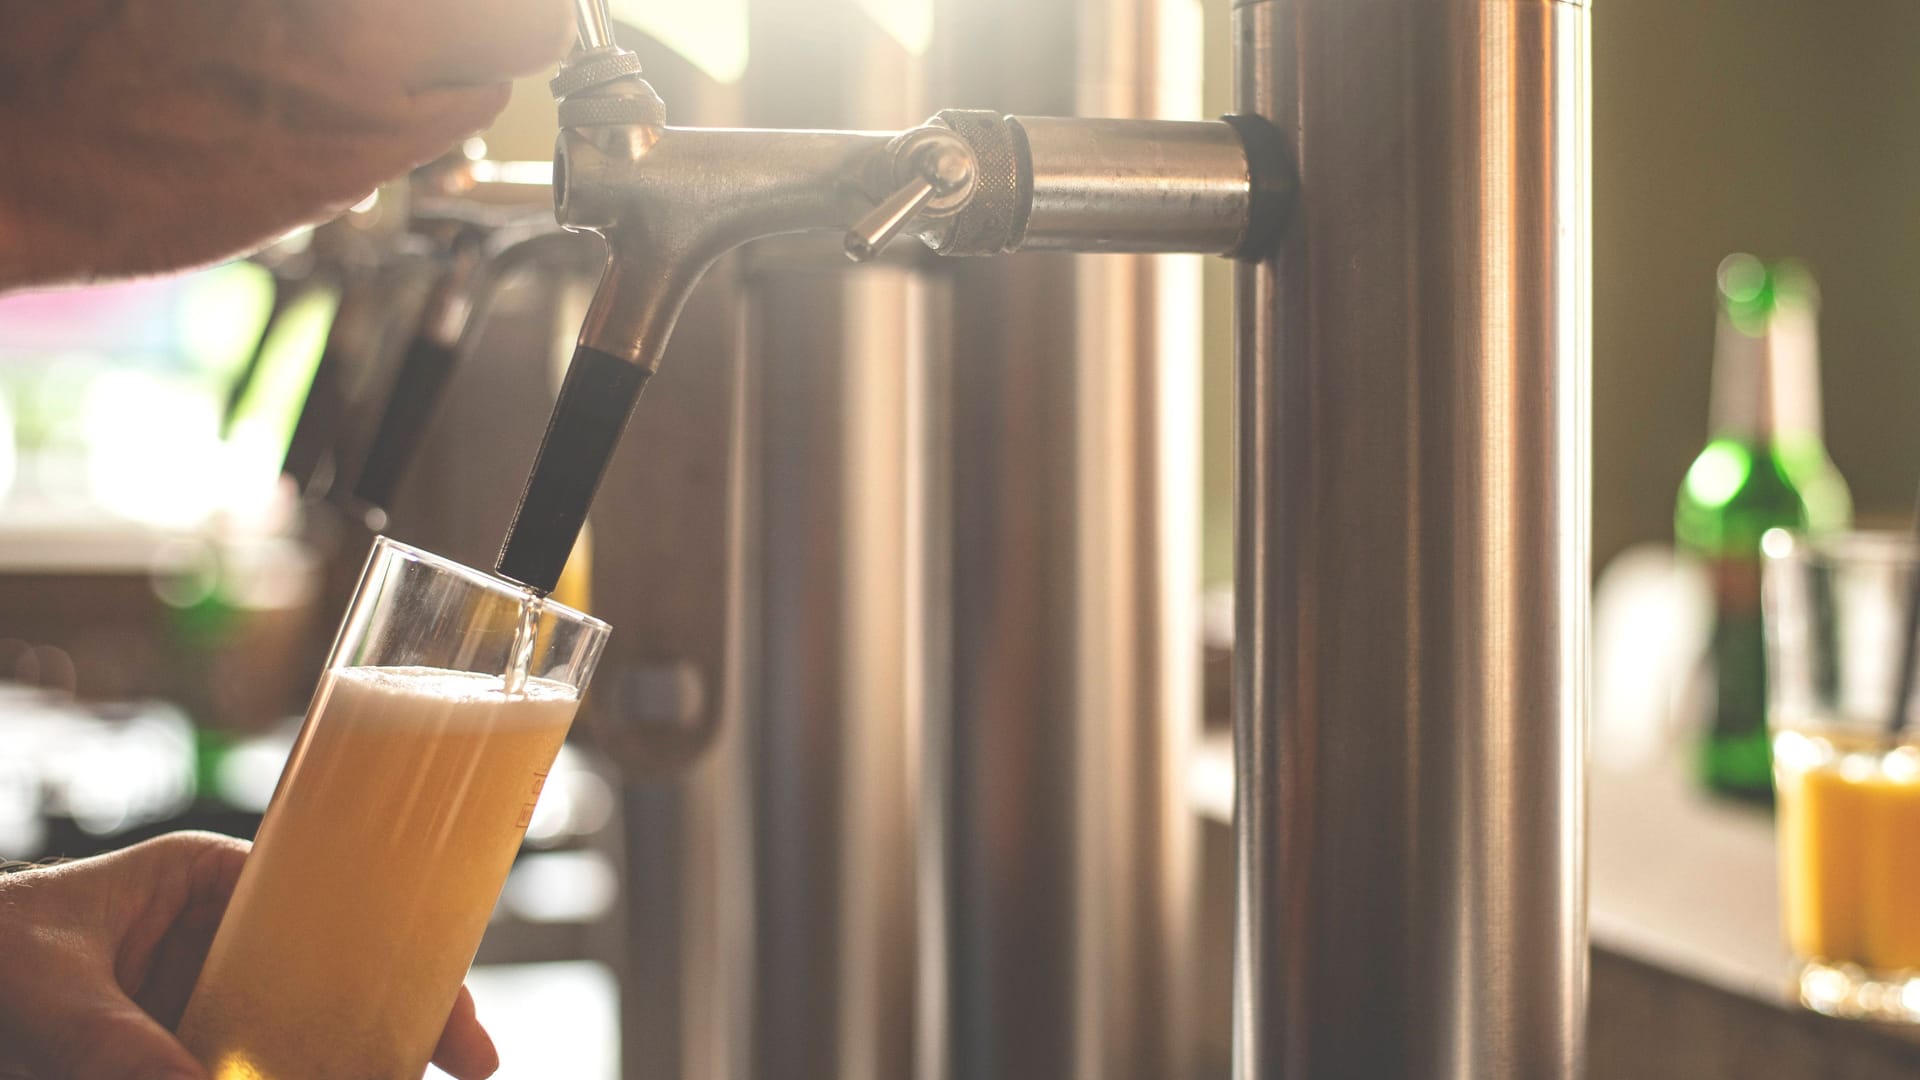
(845, 177, 937, 262)
(846, 136, 976, 262)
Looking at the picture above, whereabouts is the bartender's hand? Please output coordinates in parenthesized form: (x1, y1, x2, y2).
(0, 832, 500, 1080)
(0, 0, 573, 291)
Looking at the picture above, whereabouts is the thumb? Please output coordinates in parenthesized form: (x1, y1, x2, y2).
(16, 990, 205, 1080)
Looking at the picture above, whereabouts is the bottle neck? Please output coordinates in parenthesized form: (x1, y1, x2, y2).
(1709, 301, 1823, 444)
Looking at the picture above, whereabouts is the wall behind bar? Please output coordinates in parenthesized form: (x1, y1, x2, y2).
(1595, 0, 1920, 569)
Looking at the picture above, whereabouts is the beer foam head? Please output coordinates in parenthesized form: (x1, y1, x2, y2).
(329, 665, 579, 706)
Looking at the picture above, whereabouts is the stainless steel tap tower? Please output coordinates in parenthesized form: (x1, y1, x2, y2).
(1230, 1, 1590, 1077)
(508, 0, 1592, 1076)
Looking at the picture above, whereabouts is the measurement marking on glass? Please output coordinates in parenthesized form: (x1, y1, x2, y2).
(516, 770, 550, 829)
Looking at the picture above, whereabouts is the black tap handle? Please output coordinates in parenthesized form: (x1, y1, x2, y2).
(350, 336, 460, 511)
(221, 278, 294, 438)
(496, 344, 651, 595)
(280, 331, 352, 497)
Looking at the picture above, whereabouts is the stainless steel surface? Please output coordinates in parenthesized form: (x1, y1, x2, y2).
(581, 280, 746, 769)
(742, 265, 926, 1080)
(570, 44, 756, 1079)
(1064, 2, 1204, 1075)
(823, 266, 925, 1080)
(504, 38, 839, 592)
(372, 36, 760, 1080)
(1013, 117, 1247, 254)
(909, 111, 1255, 257)
(349, 224, 596, 512)
(926, 0, 1204, 1076)
(918, 110, 1027, 256)
(1230, 0, 1590, 1077)
(529, 1, 1585, 1077)
(934, 232, 1080, 1080)
(925, 4, 1080, 1075)
(846, 175, 938, 261)
(532, 1, 1230, 1076)
(587, 243, 754, 1075)
(736, 8, 926, 1077)
(914, 298, 953, 1080)
(844, 135, 976, 263)
(553, 107, 1255, 368)
(574, 0, 615, 51)
(558, 125, 896, 368)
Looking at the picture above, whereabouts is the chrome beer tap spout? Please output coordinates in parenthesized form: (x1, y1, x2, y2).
(494, 37, 983, 593)
(496, 0, 1290, 597)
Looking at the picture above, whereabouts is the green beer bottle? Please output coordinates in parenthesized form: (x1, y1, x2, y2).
(1676, 255, 1850, 802)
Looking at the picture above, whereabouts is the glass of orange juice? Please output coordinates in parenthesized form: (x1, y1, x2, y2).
(176, 536, 610, 1078)
(1765, 529, 1920, 1020)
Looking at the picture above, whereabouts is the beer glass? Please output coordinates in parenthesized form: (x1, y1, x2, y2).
(1764, 529, 1920, 1021)
(177, 537, 610, 1078)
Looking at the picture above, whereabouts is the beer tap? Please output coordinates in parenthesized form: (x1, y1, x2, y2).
(272, 154, 589, 516)
(348, 167, 597, 517)
(277, 187, 422, 500)
(252, 162, 589, 716)
(498, 3, 1594, 1076)
(343, 220, 487, 518)
(494, 0, 1291, 597)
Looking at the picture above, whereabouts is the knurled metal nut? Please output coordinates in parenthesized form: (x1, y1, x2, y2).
(549, 51, 646, 100)
(932, 110, 1025, 256)
(558, 95, 666, 129)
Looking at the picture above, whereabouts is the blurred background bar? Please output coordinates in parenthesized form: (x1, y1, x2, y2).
(1595, 0, 1920, 559)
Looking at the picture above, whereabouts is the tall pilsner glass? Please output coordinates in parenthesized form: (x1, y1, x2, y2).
(176, 537, 610, 1078)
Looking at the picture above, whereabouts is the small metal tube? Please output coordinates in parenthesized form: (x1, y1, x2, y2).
(1010, 117, 1251, 255)
(574, 0, 615, 51)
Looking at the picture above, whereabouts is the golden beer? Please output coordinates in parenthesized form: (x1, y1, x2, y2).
(177, 665, 579, 1080)
(1776, 728, 1920, 972)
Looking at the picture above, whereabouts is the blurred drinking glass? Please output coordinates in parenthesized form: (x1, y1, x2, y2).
(1766, 529, 1920, 1020)
(176, 536, 609, 1078)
